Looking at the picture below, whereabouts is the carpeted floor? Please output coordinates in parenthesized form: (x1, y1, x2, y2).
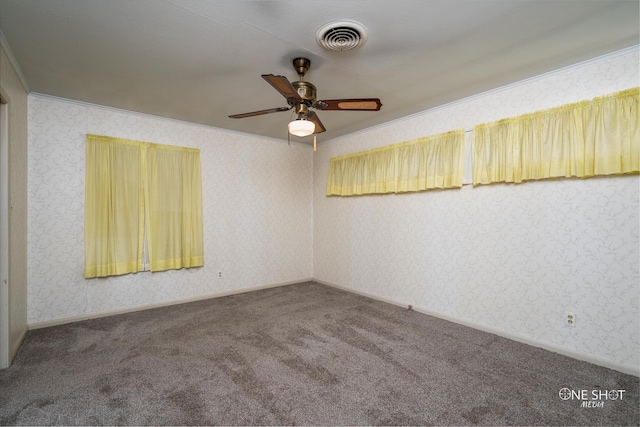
(0, 281, 638, 426)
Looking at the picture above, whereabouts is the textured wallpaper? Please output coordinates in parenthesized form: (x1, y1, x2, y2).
(27, 98, 313, 324)
(313, 49, 640, 371)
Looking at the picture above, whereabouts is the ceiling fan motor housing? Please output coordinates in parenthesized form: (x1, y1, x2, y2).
(291, 80, 317, 116)
(292, 81, 317, 101)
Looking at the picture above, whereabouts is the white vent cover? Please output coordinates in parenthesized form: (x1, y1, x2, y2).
(316, 20, 368, 51)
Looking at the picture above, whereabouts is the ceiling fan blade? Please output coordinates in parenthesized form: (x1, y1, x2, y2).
(306, 111, 326, 134)
(229, 106, 290, 119)
(262, 74, 302, 101)
(316, 98, 382, 111)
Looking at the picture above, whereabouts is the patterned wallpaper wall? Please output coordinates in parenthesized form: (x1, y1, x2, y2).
(313, 48, 640, 371)
(28, 98, 313, 324)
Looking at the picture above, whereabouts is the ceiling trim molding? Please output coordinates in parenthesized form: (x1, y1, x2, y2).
(0, 31, 29, 93)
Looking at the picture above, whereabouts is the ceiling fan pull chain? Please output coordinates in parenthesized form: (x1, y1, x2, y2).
(314, 135, 317, 152)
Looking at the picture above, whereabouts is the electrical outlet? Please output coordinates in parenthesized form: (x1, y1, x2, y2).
(218, 271, 222, 278)
(565, 312, 576, 327)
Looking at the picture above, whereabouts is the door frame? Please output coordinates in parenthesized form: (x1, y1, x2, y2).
(0, 96, 9, 369)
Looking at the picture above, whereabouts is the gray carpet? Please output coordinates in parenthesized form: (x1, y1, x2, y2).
(0, 282, 638, 426)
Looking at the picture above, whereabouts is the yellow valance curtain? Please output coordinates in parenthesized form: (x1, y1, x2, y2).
(326, 129, 465, 196)
(472, 87, 639, 185)
(84, 135, 203, 278)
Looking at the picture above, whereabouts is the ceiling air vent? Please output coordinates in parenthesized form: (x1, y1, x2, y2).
(316, 20, 368, 51)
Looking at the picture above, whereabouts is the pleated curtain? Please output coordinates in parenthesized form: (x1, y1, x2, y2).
(146, 143, 203, 272)
(84, 135, 203, 278)
(326, 129, 465, 196)
(472, 87, 639, 185)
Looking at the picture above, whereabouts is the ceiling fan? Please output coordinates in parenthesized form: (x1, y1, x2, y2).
(229, 57, 382, 137)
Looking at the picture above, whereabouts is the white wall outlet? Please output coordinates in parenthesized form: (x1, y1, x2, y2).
(565, 312, 576, 327)
(218, 271, 222, 278)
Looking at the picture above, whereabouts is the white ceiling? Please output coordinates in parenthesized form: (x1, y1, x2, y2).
(0, 0, 638, 142)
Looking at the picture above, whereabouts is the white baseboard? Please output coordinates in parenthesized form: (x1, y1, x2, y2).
(28, 278, 312, 330)
(314, 278, 640, 378)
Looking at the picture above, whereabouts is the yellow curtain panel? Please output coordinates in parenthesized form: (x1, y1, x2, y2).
(326, 129, 465, 196)
(84, 136, 145, 278)
(472, 87, 639, 185)
(84, 135, 203, 278)
(146, 144, 204, 272)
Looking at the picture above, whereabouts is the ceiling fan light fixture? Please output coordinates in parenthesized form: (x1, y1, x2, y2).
(288, 119, 315, 137)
